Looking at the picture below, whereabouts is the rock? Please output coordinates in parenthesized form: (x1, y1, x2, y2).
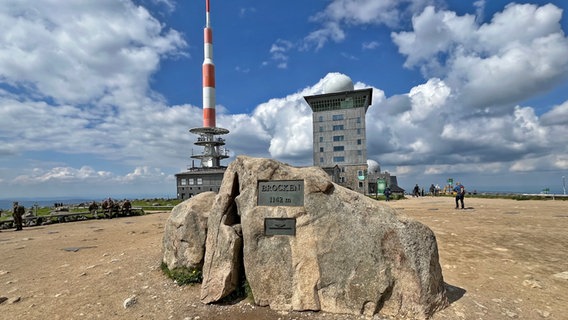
(536, 309, 551, 318)
(197, 156, 447, 319)
(123, 295, 137, 308)
(0, 297, 7, 304)
(162, 192, 216, 270)
(9, 296, 21, 304)
(200, 192, 243, 303)
(522, 279, 542, 288)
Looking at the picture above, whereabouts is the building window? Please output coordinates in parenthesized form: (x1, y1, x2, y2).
(189, 178, 195, 185)
(357, 139, 362, 145)
(357, 150, 362, 155)
(333, 146, 344, 152)
(332, 114, 344, 121)
(320, 157, 324, 163)
(319, 126, 323, 132)
(181, 178, 187, 186)
(197, 178, 203, 185)
(319, 136, 323, 142)
(332, 125, 344, 131)
(320, 147, 324, 152)
(340, 177, 345, 183)
(359, 181, 363, 188)
(357, 128, 361, 135)
(357, 117, 361, 124)
(333, 135, 344, 142)
(333, 156, 345, 162)
(318, 115, 323, 122)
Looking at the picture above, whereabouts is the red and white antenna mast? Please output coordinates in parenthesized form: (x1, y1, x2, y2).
(189, 0, 229, 169)
(203, 0, 215, 128)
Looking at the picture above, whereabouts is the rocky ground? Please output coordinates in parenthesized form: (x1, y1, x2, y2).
(1, 196, 567, 320)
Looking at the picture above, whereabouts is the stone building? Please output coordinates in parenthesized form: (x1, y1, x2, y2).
(304, 74, 402, 195)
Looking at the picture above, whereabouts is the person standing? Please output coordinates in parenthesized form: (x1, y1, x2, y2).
(384, 187, 392, 202)
(453, 182, 465, 209)
(12, 201, 24, 231)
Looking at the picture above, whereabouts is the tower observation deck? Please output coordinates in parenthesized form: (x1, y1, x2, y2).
(189, 126, 229, 169)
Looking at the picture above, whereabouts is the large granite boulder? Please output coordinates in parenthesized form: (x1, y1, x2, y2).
(162, 191, 216, 270)
(198, 156, 448, 319)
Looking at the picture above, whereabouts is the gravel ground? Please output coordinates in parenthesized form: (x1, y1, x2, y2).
(1, 196, 567, 319)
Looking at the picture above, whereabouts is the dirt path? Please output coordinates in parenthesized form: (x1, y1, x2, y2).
(1, 197, 567, 319)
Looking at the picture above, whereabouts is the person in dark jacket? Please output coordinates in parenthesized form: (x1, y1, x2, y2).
(12, 201, 24, 231)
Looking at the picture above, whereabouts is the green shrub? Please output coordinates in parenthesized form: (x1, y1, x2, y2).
(160, 262, 202, 285)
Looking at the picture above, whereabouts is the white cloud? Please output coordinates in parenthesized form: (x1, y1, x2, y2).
(269, 39, 294, 68)
(303, 0, 437, 50)
(540, 100, 568, 126)
(0, 1, 185, 105)
(392, 3, 568, 109)
(474, 0, 486, 23)
(14, 166, 112, 184)
(304, 22, 346, 50)
(362, 41, 380, 50)
(12, 165, 170, 185)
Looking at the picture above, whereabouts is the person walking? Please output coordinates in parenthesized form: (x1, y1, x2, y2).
(453, 182, 465, 209)
(12, 201, 24, 231)
(413, 184, 420, 197)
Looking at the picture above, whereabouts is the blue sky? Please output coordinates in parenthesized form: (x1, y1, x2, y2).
(1, 0, 568, 200)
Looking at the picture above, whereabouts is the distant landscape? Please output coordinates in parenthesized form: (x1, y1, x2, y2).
(0, 197, 180, 211)
(2, 189, 567, 211)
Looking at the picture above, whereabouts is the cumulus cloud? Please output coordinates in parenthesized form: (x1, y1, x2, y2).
(392, 3, 568, 109)
(0, 1, 191, 159)
(540, 101, 568, 126)
(0, 1, 186, 105)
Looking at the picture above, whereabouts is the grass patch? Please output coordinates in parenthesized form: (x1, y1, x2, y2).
(160, 262, 254, 303)
(160, 262, 203, 285)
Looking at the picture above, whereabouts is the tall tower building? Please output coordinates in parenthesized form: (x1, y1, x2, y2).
(304, 75, 373, 194)
(175, 0, 229, 199)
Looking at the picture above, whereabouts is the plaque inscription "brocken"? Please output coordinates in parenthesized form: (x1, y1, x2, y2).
(257, 180, 304, 206)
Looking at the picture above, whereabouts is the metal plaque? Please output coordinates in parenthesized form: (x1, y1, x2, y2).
(257, 180, 304, 206)
(264, 218, 296, 236)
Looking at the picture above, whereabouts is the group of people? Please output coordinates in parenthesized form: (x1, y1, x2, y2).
(4, 198, 134, 232)
(409, 182, 467, 209)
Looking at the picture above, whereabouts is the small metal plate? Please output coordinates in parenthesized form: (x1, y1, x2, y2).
(257, 180, 304, 206)
(264, 218, 296, 236)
